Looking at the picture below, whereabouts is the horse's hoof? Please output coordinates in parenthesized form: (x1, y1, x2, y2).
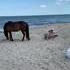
(28, 38, 30, 41)
(22, 39, 24, 41)
(10, 39, 14, 41)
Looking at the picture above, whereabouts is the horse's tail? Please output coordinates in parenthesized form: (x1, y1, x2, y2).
(25, 24, 30, 40)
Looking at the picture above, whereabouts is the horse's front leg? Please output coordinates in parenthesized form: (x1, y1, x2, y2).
(9, 32, 13, 41)
(21, 30, 25, 41)
(5, 32, 9, 40)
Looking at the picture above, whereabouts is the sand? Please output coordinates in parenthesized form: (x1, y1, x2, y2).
(0, 24, 70, 70)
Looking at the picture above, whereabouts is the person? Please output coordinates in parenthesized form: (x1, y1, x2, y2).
(48, 29, 58, 39)
(48, 30, 55, 39)
(44, 29, 58, 40)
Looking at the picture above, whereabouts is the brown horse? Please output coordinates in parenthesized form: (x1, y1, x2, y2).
(3, 21, 30, 41)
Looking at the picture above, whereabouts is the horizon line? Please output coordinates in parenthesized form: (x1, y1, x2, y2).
(0, 14, 70, 17)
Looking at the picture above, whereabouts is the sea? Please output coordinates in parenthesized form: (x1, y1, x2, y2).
(0, 14, 70, 32)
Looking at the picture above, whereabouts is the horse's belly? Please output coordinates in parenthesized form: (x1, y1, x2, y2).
(13, 29, 20, 32)
(7, 27, 20, 32)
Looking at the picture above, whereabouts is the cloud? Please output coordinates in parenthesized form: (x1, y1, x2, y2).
(56, 0, 64, 5)
(56, 0, 70, 3)
(58, 0, 64, 2)
(40, 5, 47, 8)
(56, 2, 62, 5)
(65, 0, 70, 1)
(56, 0, 70, 5)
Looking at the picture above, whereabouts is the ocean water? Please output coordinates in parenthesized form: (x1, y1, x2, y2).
(0, 14, 70, 30)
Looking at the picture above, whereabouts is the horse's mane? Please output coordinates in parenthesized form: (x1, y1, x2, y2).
(18, 21, 27, 24)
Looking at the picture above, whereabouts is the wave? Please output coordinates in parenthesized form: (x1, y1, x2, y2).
(0, 29, 4, 33)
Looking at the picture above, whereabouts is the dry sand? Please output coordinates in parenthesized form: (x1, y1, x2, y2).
(0, 24, 70, 70)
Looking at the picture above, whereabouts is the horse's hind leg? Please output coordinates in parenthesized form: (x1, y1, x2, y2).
(21, 30, 25, 41)
(9, 32, 13, 41)
(25, 25, 30, 40)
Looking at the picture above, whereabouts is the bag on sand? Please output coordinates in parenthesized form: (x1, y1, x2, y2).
(65, 48, 70, 59)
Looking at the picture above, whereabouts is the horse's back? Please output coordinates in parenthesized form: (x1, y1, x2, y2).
(18, 21, 28, 26)
(4, 21, 29, 31)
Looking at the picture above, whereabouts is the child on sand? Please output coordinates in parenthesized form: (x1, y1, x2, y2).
(44, 29, 58, 40)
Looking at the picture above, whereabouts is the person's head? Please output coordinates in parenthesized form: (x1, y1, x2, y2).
(48, 29, 53, 33)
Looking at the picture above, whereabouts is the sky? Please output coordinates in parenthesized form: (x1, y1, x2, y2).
(0, 0, 70, 16)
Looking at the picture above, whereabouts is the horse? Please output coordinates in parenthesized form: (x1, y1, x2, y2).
(3, 21, 30, 41)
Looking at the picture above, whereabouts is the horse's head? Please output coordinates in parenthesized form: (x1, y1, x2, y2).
(8, 21, 12, 23)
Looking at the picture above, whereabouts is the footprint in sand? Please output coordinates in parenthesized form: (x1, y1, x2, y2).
(41, 66, 49, 70)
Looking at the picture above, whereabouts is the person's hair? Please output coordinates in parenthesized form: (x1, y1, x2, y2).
(48, 29, 53, 33)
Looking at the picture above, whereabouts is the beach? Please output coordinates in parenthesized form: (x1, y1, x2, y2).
(0, 24, 70, 70)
